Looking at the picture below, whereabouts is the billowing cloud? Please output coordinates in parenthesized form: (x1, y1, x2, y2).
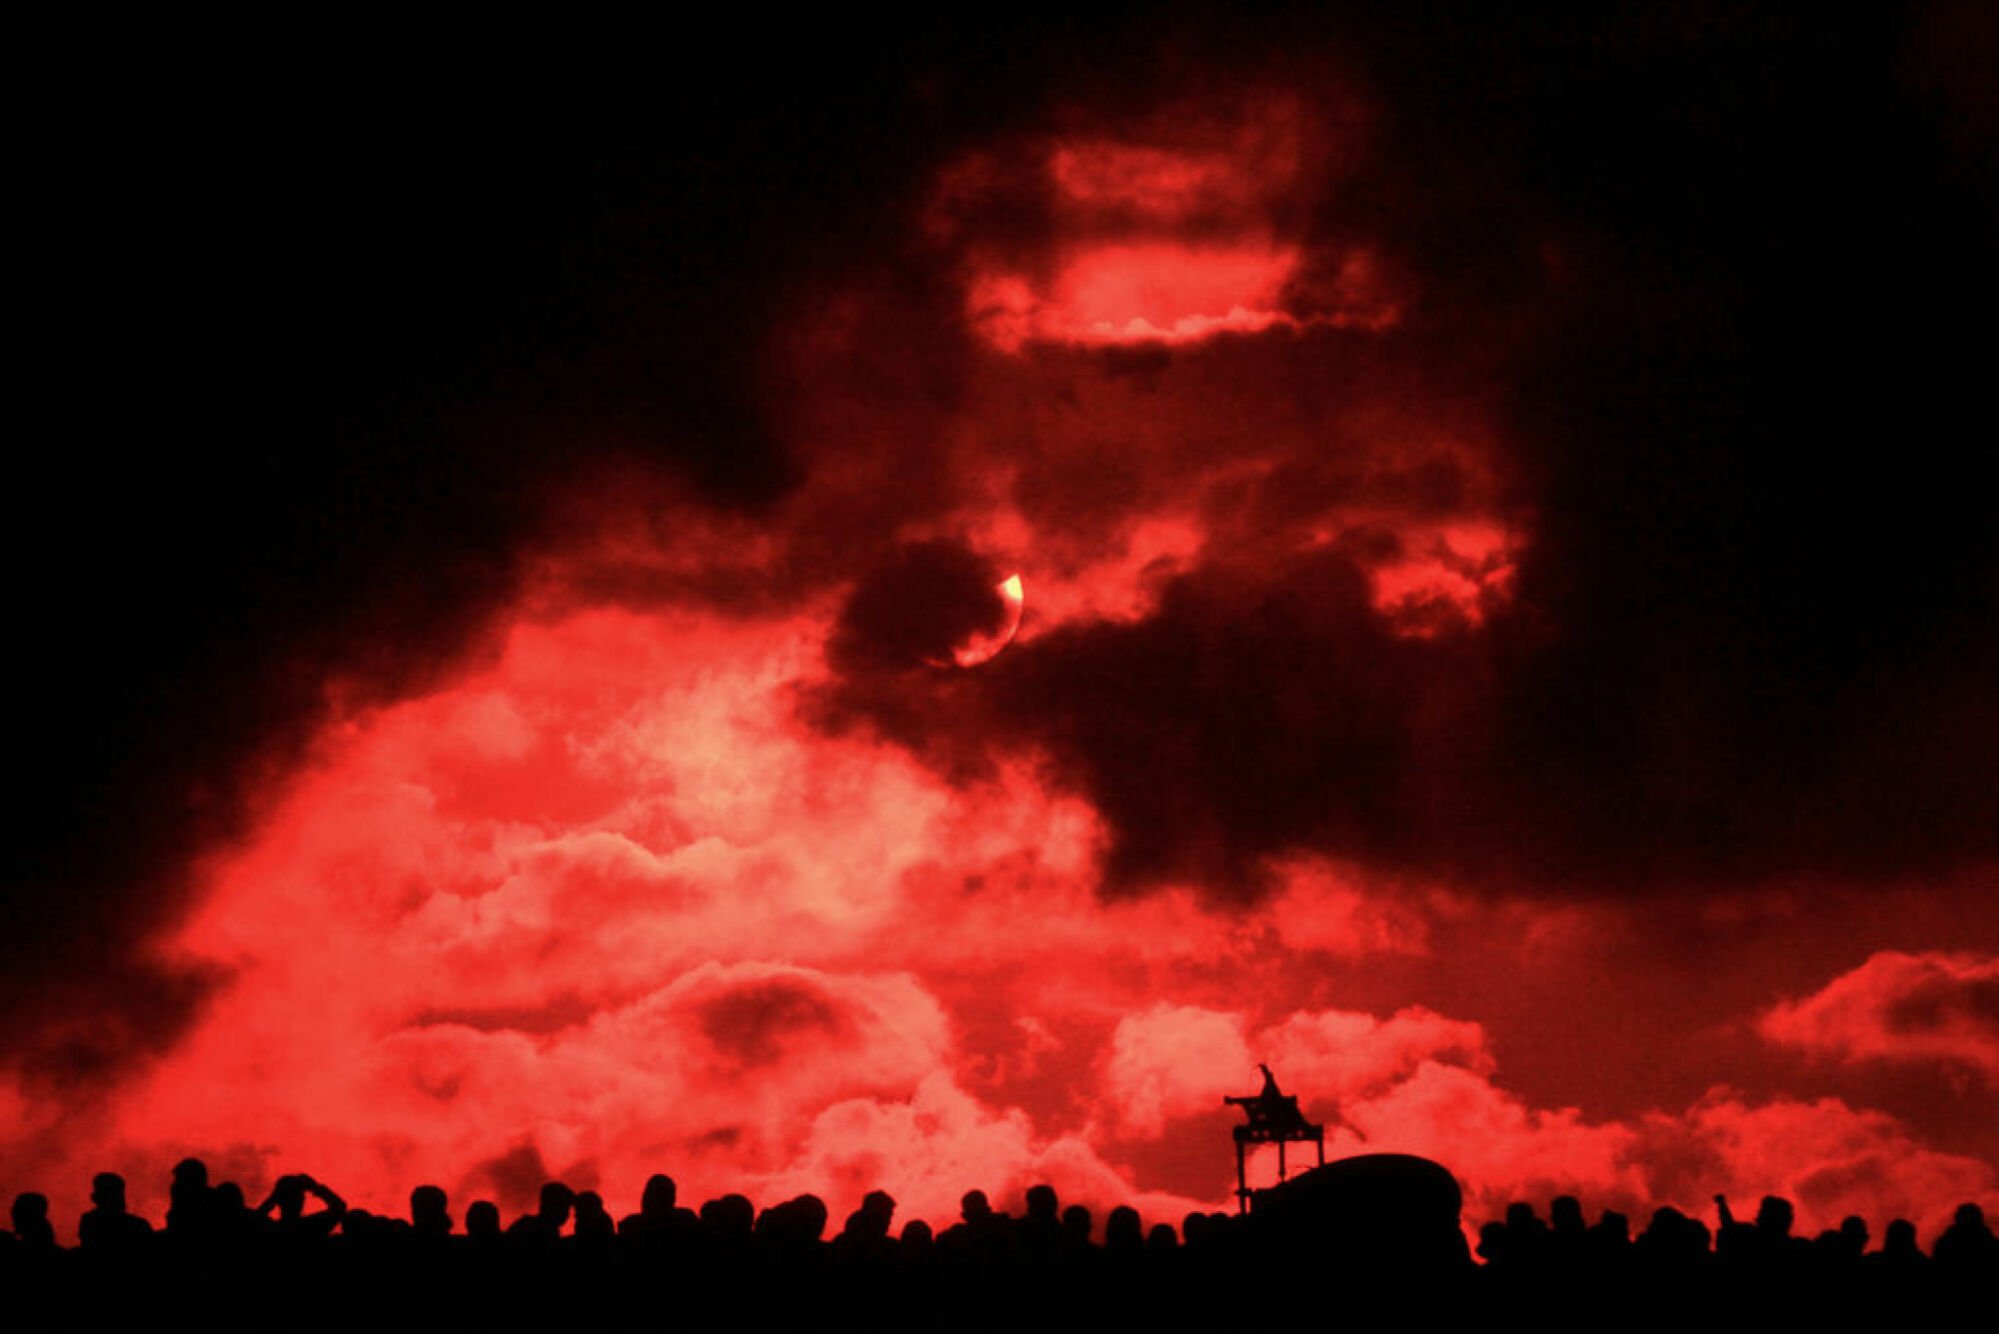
(1762, 952, 1999, 1083)
(5, 11, 1996, 1254)
(1101, 1003, 1490, 1137)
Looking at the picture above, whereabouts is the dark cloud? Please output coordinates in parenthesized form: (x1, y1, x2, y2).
(9, 8, 1997, 1101)
(698, 979, 854, 1069)
(467, 1140, 554, 1218)
(828, 541, 1010, 675)
(810, 6, 1999, 899)
(989, 546, 1458, 896)
(3, 19, 1002, 1071)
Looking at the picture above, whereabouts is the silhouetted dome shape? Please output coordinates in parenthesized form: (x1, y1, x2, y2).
(1248, 1153, 1468, 1273)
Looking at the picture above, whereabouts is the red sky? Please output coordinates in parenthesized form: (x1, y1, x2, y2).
(5, 10, 1996, 1248)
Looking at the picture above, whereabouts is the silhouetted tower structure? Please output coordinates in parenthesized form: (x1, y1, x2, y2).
(1223, 1064, 1325, 1212)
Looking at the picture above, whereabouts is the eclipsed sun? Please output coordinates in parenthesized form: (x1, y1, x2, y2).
(952, 574, 1025, 667)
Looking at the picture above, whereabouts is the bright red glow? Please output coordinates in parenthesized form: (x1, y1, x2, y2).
(970, 243, 1309, 351)
(1049, 141, 1273, 219)
(1367, 518, 1520, 634)
(951, 574, 1025, 667)
(5, 79, 1993, 1256)
(1762, 952, 1999, 1082)
(951, 109, 1394, 352)
(3, 598, 1977, 1241)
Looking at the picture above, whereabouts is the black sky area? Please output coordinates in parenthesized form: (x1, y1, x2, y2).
(7, 7, 1996, 1086)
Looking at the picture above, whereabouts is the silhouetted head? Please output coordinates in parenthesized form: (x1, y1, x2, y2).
(410, 1184, 450, 1237)
(701, 1194, 755, 1236)
(1839, 1215, 1868, 1249)
(1755, 1195, 1793, 1236)
(574, 1190, 614, 1239)
(11, 1192, 54, 1246)
(1147, 1222, 1178, 1252)
(90, 1172, 128, 1212)
(272, 1175, 310, 1220)
(961, 1190, 992, 1224)
(466, 1200, 501, 1240)
(1180, 1210, 1208, 1247)
(1550, 1195, 1585, 1235)
(763, 1194, 829, 1245)
(1025, 1184, 1059, 1222)
(1593, 1210, 1630, 1244)
(901, 1219, 933, 1249)
(862, 1189, 895, 1225)
(168, 1158, 211, 1228)
(795, 1194, 829, 1241)
(1111, 1200, 1143, 1256)
(640, 1173, 678, 1217)
(214, 1182, 247, 1215)
(1883, 1218, 1919, 1254)
(1062, 1204, 1092, 1242)
(536, 1182, 575, 1226)
(1954, 1202, 1987, 1230)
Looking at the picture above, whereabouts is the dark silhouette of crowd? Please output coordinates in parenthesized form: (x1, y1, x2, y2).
(3, 1160, 1991, 1323)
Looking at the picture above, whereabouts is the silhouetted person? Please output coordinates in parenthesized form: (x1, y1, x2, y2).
(758, 1194, 829, 1255)
(1549, 1194, 1587, 1263)
(210, 1181, 256, 1244)
(619, 1173, 697, 1248)
(410, 1184, 451, 1240)
(1812, 1213, 1867, 1265)
(1715, 1192, 1804, 1268)
(465, 1199, 503, 1250)
(258, 1173, 346, 1241)
(1932, 1202, 1998, 1271)
(940, 1188, 1011, 1260)
(78, 1173, 154, 1255)
(1238, 1063, 1308, 1134)
(1496, 1201, 1551, 1270)
(1635, 1206, 1709, 1271)
(1476, 1220, 1508, 1266)
(1020, 1183, 1062, 1257)
(1867, 1217, 1928, 1278)
(571, 1190, 615, 1246)
(699, 1193, 755, 1243)
(1104, 1205, 1143, 1257)
(836, 1188, 896, 1253)
(506, 1182, 576, 1248)
(1585, 1208, 1632, 1272)
(338, 1208, 391, 1247)
(10, 1193, 57, 1252)
(166, 1158, 212, 1238)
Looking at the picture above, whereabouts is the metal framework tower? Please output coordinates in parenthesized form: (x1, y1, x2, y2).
(1223, 1065, 1325, 1212)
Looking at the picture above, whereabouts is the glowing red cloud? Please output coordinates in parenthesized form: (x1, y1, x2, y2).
(1103, 1003, 1491, 1137)
(6, 77, 1993, 1254)
(2, 597, 1987, 1242)
(1761, 951, 1999, 1082)
(969, 243, 1316, 351)
(945, 106, 1394, 351)
(1366, 518, 1520, 634)
(1048, 140, 1287, 220)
